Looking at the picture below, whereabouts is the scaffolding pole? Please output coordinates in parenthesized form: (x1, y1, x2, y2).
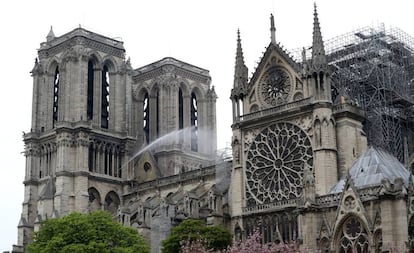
(291, 25, 414, 164)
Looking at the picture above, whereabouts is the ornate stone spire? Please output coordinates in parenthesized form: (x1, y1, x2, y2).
(46, 26, 55, 42)
(270, 14, 276, 45)
(311, 3, 327, 70)
(233, 29, 248, 92)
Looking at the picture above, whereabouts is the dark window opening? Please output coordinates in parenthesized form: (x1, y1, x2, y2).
(88, 145, 94, 172)
(53, 66, 60, 127)
(313, 72, 318, 92)
(101, 65, 109, 129)
(144, 162, 152, 172)
(143, 93, 149, 144)
(190, 92, 198, 152)
(87, 61, 94, 120)
(156, 90, 160, 138)
(104, 150, 109, 175)
(178, 88, 184, 143)
(108, 151, 113, 176)
(319, 72, 325, 91)
(118, 155, 122, 178)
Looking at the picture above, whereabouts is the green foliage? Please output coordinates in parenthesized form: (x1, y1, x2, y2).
(27, 211, 149, 253)
(161, 219, 232, 253)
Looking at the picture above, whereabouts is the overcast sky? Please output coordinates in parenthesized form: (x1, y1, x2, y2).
(1, 0, 414, 251)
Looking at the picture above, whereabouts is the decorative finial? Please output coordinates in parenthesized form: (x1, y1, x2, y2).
(46, 26, 55, 42)
(302, 47, 307, 62)
(270, 14, 276, 45)
(311, 3, 327, 69)
(233, 29, 248, 91)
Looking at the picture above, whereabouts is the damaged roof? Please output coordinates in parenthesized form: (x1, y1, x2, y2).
(330, 146, 413, 193)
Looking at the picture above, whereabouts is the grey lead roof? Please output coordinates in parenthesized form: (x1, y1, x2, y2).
(329, 146, 413, 193)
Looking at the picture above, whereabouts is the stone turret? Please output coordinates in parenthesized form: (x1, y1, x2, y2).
(270, 14, 276, 45)
(231, 30, 248, 121)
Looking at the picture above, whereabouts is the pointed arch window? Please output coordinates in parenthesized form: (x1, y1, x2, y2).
(156, 90, 160, 138)
(52, 66, 60, 127)
(337, 216, 369, 253)
(87, 60, 94, 120)
(101, 65, 110, 129)
(190, 92, 198, 151)
(178, 88, 184, 143)
(409, 216, 414, 251)
(143, 93, 149, 144)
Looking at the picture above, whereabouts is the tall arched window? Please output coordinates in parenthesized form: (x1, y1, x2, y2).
(87, 60, 94, 120)
(143, 93, 150, 144)
(190, 92, 198, 151)
(178, 88, 184, 143)
(409, 216, 414, 251)
(156, 90, 160, 138)
(52, 66, 60, 127)
(337, 216, 369, 253)
(101, 65, 109, 129)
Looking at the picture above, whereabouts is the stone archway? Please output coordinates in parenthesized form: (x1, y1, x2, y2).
(88, 187, 101, 212)
(104, 191, 120, 216)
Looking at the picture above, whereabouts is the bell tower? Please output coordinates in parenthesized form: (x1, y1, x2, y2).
(16, 27, 134, 252)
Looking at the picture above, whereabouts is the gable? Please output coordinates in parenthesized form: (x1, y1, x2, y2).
(133, 151, 161, 183)
(245, 43, 304, 112)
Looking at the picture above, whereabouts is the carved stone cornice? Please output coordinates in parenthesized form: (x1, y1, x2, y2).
(39, 36, 125, 59)
(75, 132, 90, 147)
(31, 58, 44, 75)
(133, 58, 211, 84)
(24, 143, 40, 157)
(56, 132, 74, 147)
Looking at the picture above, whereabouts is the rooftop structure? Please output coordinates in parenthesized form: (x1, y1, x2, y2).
(293, 25, 414, 165)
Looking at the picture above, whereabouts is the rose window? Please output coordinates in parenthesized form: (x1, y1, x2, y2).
(245, 122, 313, 204)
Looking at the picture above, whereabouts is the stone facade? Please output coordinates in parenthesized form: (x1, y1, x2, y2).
(228, 8, 414, 253)
(12, 6, 414, 253)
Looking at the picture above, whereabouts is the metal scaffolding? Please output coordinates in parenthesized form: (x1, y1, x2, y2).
(293, 25, 414, 164)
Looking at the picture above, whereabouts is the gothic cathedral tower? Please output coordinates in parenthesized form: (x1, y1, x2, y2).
(17, 27, 134, 251)
(15, 26, 218, 253)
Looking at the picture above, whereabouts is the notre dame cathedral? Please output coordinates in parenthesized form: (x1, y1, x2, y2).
(12, 5, 414, 253)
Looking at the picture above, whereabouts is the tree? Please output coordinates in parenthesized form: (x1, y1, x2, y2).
(227, 230, 300, 253)
(161, 219, 232, 253)
(27, 211, 149, 253)
(180, 230, 303, 253)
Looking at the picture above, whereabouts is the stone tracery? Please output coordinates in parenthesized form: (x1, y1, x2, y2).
(337, 216, 369, 253)
(245, 122, 313, 204)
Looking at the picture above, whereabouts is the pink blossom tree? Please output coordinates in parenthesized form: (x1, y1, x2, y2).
(180, 230, 305, 253)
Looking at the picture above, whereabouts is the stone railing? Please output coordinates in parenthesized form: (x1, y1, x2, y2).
(358, 185, 382, 201)
(243, 198, 298, 214)
(316, 193, 342, 206)
(238, 97, 313, 122)
(45, 27, 124, 49)
(135, 166, 216, 191)
(315, 185, 382, 206)
(333, 103, 365, 116)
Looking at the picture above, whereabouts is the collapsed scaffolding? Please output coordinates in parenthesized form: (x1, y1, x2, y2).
(294, 25, 414, 166)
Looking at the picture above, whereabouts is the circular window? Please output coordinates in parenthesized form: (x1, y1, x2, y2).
(143, 162, 152, 172)
(258, 67, 291, 107)
(245, 122, 313, 204)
